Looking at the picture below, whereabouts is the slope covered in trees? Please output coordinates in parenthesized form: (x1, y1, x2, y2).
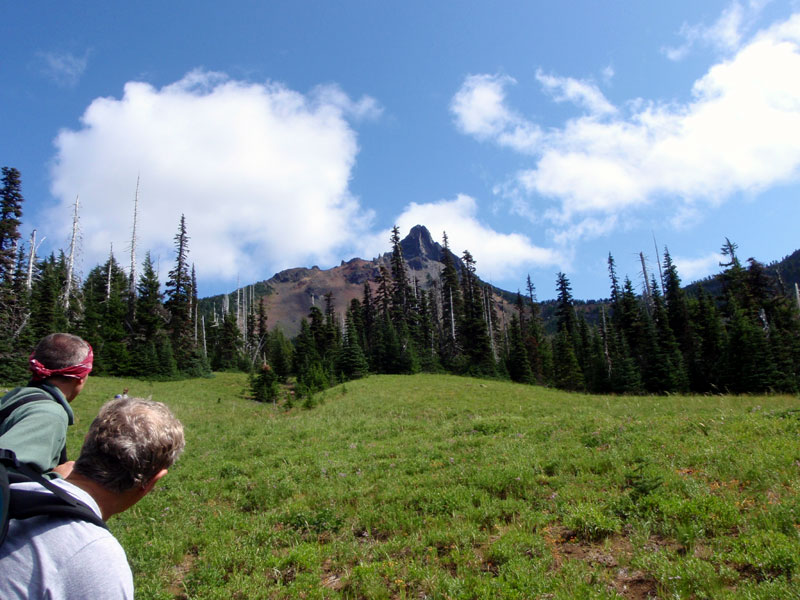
(1, 166, 799, 396)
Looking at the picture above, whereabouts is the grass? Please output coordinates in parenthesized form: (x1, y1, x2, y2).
(59, 373, 800, 599)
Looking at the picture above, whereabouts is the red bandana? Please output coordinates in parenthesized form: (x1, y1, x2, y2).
(29, 345, 94, 382)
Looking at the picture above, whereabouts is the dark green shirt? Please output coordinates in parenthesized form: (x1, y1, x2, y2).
(0, 384, 74, 473)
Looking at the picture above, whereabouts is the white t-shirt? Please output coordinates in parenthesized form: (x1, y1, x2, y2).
(0, 478, 133, 599)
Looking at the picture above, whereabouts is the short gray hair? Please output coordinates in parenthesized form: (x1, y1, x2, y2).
(33, 333, 90, 369)
(74, 398, 185, 493)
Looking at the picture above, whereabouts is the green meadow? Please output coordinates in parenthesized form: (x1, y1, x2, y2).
(67, 374, 800, 599)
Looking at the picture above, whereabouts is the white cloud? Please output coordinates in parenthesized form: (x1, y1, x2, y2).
(454, 12, 800, 241)
(360, 195, 563, 281)
(663, 0, 768, 60)
(38, 51, 89, 88)
(48, 70, 379, 289)
(450, 74, 541, 153)
(673, 252, 726, 281)
(535, 70, 616, 116)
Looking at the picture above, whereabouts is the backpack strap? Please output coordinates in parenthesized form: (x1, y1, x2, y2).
(0, 391, 69, 465)
(0, 449, 107, 547)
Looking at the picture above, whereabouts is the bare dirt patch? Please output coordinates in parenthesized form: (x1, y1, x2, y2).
(167, 546, 199, 599)
(542, 526, 658, 599)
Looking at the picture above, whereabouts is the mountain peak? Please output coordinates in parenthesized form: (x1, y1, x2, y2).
(399, 224, 441, 266)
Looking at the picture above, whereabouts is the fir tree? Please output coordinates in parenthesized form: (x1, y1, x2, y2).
(251, 361, 279, 402)
(458, 250, 495, 376)
(165, 215, 204, 374)
(552, 325, 585, 391)
(506, 313, 533, 383)
(0, 167, 24, 286)
(690, 288, 725, 392)
(211, 312, 243, 371)
(81, 253, 130, 375)
(336, 306, 369, 379)
(438, 232, 462, 366)
(267, 328, 292, 383)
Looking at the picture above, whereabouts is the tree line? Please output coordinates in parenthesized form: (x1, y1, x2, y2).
(265, 226, 800, 397)
(0, 168, 212, 382)
(2, 166, 799, 396)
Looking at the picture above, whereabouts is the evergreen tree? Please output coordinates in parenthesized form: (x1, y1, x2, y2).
(336, 306, 369, 380)
(643, 280, 688, 393)
(0, 241, 32, 383)
(361, 282, 375, 367)
(554, 272, 585, 378)
(438, 232, 462, 367)
(522, 276, 549, 384)
(689, 288, 725, 392)
(28, 254, 69, 341)
(723, 298, 776, 393)
(267, 328, 292, 383)
(165, 215, 205, 374)
(81, 254, 130, 375)
(211, 311, 243, 371)
(0, 167, 24, 286)
(506, 313, 533, 383)
(607, 325, 643, 394)
(129, 252, 170, 377)
(292, 318, 321, 377)
(552, 325, 585, 391)
(251, 361, 279, 402)
(414, 288, 438, 371)
(458, 250, 495, 376)
(663, 248, 693, 362)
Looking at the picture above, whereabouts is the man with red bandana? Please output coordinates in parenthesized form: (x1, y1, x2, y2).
(0, 333, 93, 476)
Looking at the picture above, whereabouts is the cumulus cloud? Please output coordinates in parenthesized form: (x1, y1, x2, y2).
(453, 11, 800, 238)
(358, 195, 563, 281)
(48, 70, 379, 289)
(38, 50, 89, 88)
(535, 70, 616, 116)
(450, 74, 541, 153)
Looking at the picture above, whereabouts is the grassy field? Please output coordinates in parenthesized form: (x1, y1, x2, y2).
(61, 373, 800, 599)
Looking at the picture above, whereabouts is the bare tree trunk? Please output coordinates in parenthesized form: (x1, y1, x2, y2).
(201, 315, 207, 357)
(601, 305, 612, 378)
(640, 252, 652, 315)
(236, 276, 241, 332)
(484, 287, 496, 360)
(106, 244, 113, 302)
(449, 289, 456, 341)
(26, 230, 38, 291)
(129, 176, 139, 301)
(652, 233, 665, 297)
(795, 283, 800, 315)
(62, 195, 80, 311)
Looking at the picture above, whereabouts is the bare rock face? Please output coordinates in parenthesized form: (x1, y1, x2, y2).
(401, 224, 441, 267)
(200, 225, 474, 337)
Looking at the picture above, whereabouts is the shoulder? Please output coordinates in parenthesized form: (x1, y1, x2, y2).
(64, 536, 133, 598)
(2, 386, 65, 415)
(2, 396, 69, 425)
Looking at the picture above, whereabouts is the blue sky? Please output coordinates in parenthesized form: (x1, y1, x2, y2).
(2, 1, 799, 301)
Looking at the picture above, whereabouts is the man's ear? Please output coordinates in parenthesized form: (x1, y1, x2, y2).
(141, 469, 168, 495)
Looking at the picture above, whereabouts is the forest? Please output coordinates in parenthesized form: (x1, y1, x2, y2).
(2, 165, 799, 397)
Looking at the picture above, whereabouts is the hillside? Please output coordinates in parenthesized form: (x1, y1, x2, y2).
(685, 247, 800, 299)
(199, 225, 800, 338)
(71, 373, 800, 599)
(198, 225, 518, 337)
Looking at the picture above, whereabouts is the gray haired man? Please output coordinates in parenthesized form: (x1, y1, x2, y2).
(0, 397, 185, 599)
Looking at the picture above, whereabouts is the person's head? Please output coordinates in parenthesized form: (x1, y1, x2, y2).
(73, 397, 185, 494)
(29, 333, 93, 400)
